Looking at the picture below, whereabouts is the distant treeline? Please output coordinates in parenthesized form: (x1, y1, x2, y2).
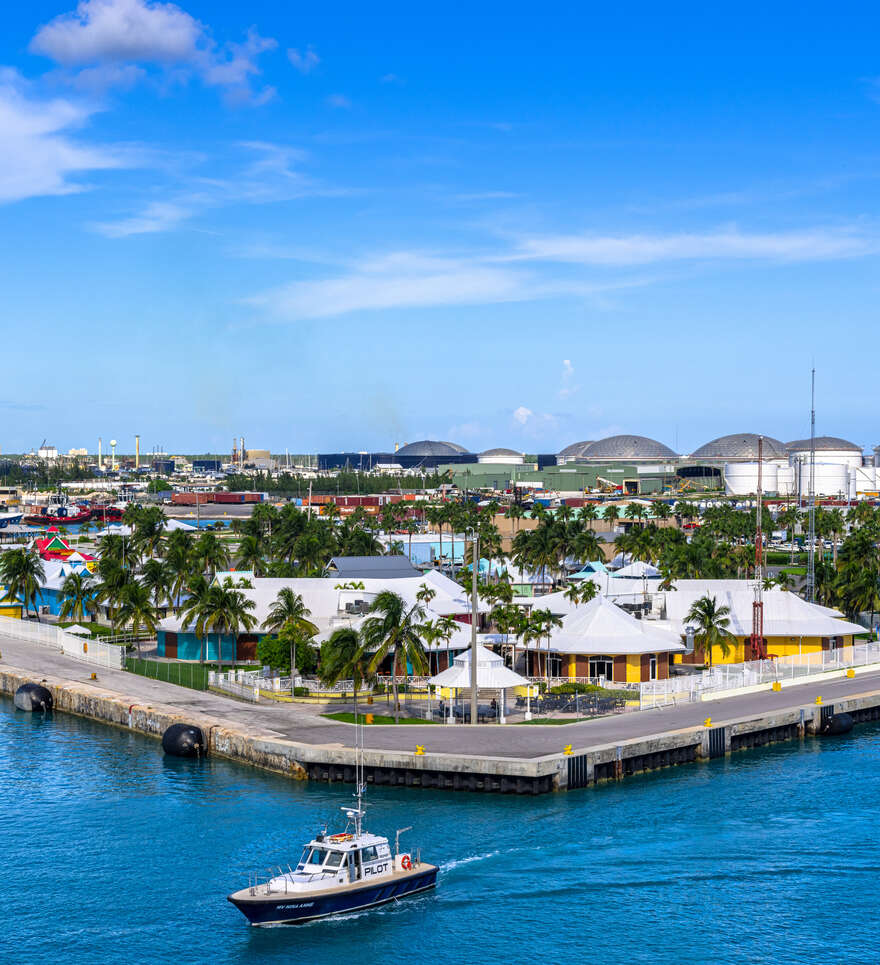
(222, 470, 449, 496)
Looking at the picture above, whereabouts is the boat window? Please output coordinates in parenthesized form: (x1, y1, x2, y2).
(325, 851, 344, 868)
(307, 848, 328, 865)
(361, 846, 378, 863)
(297, 848, 310, 868)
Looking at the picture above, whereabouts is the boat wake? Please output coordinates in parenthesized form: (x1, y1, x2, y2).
(440, 850, 503, 873)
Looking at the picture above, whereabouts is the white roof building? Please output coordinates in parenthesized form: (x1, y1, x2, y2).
(543, 596, 684, 656)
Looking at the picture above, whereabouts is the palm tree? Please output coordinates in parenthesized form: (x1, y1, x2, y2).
(179, 576, 212, 663)
(113, 580, 160, 657)
(530, 607, 563, 680)
(425, 505, 445, 565)
(133, 506, 166, 559)
(262, 587, 318, 691)
(826, 508, 845, 566)
(320, 627, 373, 722)
(0, 548, 46, 620)
(235, 534, 266, 576)
(360, 590, 429, 724)
(140, 558, 173, 612)
(59, 570, 96, 623)
(204, 581, 257, 669)
(685, 595, 736, 667)
(195, 530, 230, 577)
(163, 534, 195, 611)
(603, 504, 621, 529)
(580, 503, 598, 530)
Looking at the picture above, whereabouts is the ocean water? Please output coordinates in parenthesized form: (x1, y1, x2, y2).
(2, 694, 879, 965)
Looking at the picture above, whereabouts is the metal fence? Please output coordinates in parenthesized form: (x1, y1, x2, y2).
(640, 641, 880, 708)
(209, 670, 260, 702)
(0, 615, 125, 669)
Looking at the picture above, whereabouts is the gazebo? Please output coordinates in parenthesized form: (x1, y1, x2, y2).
(429, 644, 531, 723)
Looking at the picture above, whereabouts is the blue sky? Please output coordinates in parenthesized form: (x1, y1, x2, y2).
(2, 0, 880, 456)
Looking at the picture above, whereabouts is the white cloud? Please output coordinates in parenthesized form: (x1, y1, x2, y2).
(287, 46, 319, 74)
(326, 93, 351, 109)
(512, 406, 532, 426)
(0, 69, 125, 203)
(92, 200, 189, 236)
(249, 251, 530, 320)
(509, 227, 877, 266)
(30, 0, 277, 104)
(558, 358, 579, 399)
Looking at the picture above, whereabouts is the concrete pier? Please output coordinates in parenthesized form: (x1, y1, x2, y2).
(3, 632, 880, 795)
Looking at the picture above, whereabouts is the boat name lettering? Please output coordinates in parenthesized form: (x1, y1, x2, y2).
(364, 863, 388, 876)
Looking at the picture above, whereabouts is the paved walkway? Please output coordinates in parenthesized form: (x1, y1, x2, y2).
(3, 634, 879, 759)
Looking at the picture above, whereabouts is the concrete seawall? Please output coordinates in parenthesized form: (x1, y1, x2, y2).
(5, 662, 880, 795)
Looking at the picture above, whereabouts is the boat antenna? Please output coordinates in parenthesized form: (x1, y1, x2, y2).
(805, 367, 817, 603)
(343, 714, 367, 836)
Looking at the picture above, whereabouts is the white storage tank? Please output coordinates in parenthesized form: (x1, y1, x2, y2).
(724, 462, 778, 495)
(786, 436, 862, 470)
(776, 465, 795, 496)
(850, 465, 879, 495)
(811, 462, 848, 497)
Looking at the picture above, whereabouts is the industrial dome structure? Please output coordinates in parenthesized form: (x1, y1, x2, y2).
(581, 435, 677, 462)
(785, 436, 862, 454)
(395, 440, 469, 457)
(478, 447, 524, 465)
(689, 433, 788, 463)
(557, 440, 595, 464)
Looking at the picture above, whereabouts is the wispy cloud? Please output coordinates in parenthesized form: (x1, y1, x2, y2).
(91, 141, 330, 236)
(248, 252, 533, 320)
(30, 0, 277, 104)
(0, 68, 128, 204)
(326, 93, 351, 109)
(92, 200, 189, 236)
(558, 358, 579, 399)
(287, 46, 319, 74)
(507, 227, 877, 266)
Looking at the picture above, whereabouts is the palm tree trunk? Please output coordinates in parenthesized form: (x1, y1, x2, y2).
(290, 637, 297, 698)
(393, 675, 400, 725)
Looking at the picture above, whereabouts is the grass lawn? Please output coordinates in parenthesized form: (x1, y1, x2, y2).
(515, 717, 581, 725)
(322, 711, 438, 725)
(58, 621, 114, 637)
(780, 566, 806, 576)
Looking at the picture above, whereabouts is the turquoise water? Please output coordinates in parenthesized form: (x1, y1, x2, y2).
(2, 696, 879, 965)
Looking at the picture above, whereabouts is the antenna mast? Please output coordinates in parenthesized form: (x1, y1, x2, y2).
(805, 368, 817, 603)
(750, 435, 767, 661)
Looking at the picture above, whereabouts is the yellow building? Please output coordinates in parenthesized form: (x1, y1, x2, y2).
(660, 580, 863, 666)
(0, 584, 23, 619)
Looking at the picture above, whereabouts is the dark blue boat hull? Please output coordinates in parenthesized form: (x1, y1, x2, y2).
(228, 867, 438, 924)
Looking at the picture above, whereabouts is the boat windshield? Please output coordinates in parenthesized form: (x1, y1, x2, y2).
(306, 848, 328, 866)
(325, 852, 344, 869)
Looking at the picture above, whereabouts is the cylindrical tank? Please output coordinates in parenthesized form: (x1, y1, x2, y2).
(161, 723, 206, 757)
(788, 447, 861, 470)
(723, 462, 778, 495)
(14, 683, 53, 712)
(812, 463, 848, 497)
(776, 466, 795, 496)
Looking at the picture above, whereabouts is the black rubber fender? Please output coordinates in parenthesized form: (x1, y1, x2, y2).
(13, 683, 53, 713)
(161, 723, 206, 757)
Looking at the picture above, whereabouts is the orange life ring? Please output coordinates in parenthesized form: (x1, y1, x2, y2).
(401, 855, 412, 870)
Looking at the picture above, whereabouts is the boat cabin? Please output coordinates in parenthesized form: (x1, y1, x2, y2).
(290, 833, 393, 888)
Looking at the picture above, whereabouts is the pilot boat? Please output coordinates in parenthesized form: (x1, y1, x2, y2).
(227, 739, 437, 925)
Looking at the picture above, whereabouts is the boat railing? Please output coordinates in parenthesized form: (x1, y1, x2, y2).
(247, 865, 338, 895)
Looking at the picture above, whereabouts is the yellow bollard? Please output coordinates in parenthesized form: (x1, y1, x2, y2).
(414, 745, 425, 756)
(815, 696, 822, 705)
(703, 717, 712, 727)
(847, 668, 855, 678)
(365, 713, 374, 724)
(563, 744, 573, 755)
(772, 681, 781, 692)
(90, 672, 97, 681)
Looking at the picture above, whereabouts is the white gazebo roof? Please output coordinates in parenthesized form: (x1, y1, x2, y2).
(547, 596, 684, 656)
(429, 644, 530, 689)
(612, 560, 661, 579)
(64, 624, 92, 636)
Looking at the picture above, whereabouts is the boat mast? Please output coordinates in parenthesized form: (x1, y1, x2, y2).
(805, 368, 817, 603)
(750, 436, 767, 660)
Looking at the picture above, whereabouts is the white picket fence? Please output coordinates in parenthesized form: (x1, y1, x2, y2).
(640, 641, 880, 708)
(0, 615, 125, 669)
(208, 669, 260, 702)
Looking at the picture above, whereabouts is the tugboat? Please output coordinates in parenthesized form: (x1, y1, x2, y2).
(227, 745, 437, 924)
